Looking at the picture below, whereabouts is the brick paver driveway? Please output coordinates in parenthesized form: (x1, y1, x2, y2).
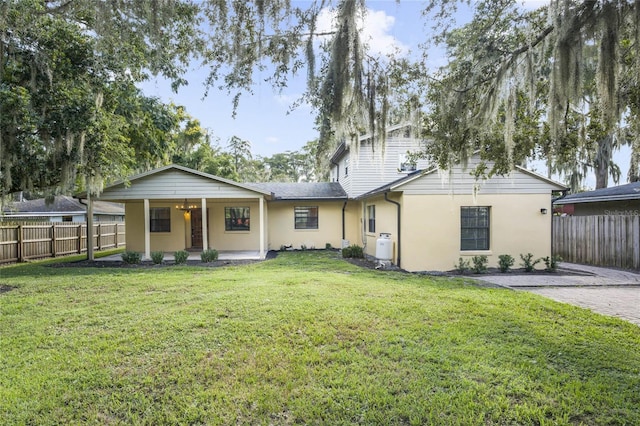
(478, 263, 640, 326)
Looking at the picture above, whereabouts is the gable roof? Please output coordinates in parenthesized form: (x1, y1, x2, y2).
(357, 161, 566, 199)
(554, 181, 640, 205)
(248, 182, 347, 201)
(2, 196, 124, 216)
(356, 169, 428, 199)
(82, 164, 273, 200)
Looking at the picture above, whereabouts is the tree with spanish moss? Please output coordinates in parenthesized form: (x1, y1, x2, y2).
(423, 0, 640, 190)
(2, 0, 412, 200)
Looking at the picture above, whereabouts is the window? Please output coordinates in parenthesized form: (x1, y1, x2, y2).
(225, 207, 250, 231)
(367, 205, 376, 233)
(150, 207, 171, 232)
(295, 206, 318, 229)
(344, 158, 349, 177)
(461, 206, 490, 250)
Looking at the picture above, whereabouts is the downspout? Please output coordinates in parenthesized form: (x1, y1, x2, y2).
(341, 201, 347, 240)
(384, 191, 401, 269)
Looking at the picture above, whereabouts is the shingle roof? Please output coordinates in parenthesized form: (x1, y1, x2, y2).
(247, 182, 347, 200)
(2, 196, 124, 215)
(554, 181, 640, 205)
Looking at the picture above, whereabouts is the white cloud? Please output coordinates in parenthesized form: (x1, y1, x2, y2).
(362, 9, 408, 56)
(266, 136, 279, 144)
(315, 7, 408, 58)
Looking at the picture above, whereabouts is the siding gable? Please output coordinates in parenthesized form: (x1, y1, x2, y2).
(341, 137, 430, 197)
(100, 169, 264, 200)
(396, 158, 565, 195)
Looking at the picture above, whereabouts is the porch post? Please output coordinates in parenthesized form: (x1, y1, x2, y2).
(201, 198, 208, 250)
(259, 196, 265, 259)
(143, 198, 151, 260)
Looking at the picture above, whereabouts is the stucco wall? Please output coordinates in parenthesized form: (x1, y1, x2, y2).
(206, 200, 261, 251)
(266, 201, 346, 250)
(400, 193, 553, 272)
(125, 199, 264, 253)
(360, 194, 402, 263)
(342, 201, 362, 248)
(125, 201, 188, 252)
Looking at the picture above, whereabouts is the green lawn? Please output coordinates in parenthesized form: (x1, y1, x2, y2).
(1, 251, 639, 425)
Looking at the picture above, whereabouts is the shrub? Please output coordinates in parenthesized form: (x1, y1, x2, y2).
(150, 251, 164, 265)
(121, 250, 141, 264)
(471, 255, 488, 274)
(342, 244, 364, 258)
(201, 249, 219, 263)
(520, 253, 541, 272)
(325, 243, 332, 250)
(300, 244, 307, 251)
(455, 257, 471, 274)
(543, 255, 562, 272)
(174, 250, 189, 264)
(498, 254, 515, 273)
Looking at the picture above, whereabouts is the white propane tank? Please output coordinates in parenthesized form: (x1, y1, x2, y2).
(376, 233, 393, 261)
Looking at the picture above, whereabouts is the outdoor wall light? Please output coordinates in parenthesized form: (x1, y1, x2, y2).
(540, 208, 548, 214)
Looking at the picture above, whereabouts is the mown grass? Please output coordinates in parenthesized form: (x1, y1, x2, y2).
(1, 251, 639, 425)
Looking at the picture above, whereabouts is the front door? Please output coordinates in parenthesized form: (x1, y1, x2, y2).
(191, 208, 203, 249)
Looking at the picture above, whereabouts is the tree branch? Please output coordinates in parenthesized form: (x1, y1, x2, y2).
(453, 24, 554, 93)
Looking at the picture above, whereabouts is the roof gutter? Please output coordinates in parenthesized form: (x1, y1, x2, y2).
(384, 191, 401, 269)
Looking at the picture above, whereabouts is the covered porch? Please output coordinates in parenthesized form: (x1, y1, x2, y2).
(83, 165, 272, 260)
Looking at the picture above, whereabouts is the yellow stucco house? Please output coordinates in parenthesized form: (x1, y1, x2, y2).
(91, 126, 566, 272)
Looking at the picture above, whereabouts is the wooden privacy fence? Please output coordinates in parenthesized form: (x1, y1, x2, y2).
(553, 215, 640, 269)
(0, 222, 125, 264)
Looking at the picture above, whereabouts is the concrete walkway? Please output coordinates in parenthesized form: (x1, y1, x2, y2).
(478, 263, 640, 326)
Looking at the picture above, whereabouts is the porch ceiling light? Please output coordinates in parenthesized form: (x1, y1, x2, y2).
(176, 198, 197, 212)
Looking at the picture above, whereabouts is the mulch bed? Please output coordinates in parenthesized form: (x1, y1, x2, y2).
(46, 250, 279, 269)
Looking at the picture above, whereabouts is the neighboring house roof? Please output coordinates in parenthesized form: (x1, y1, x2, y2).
(248, 182, 347, 201)
(554, 181, 640, 205)
(2, 196, 124, 216)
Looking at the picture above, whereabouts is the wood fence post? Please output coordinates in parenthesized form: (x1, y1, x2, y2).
(77, 224, 82, 253)
(97, 223, 102, 251)
(17, 225, 23, 262)
(51, 224, 56, 257)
